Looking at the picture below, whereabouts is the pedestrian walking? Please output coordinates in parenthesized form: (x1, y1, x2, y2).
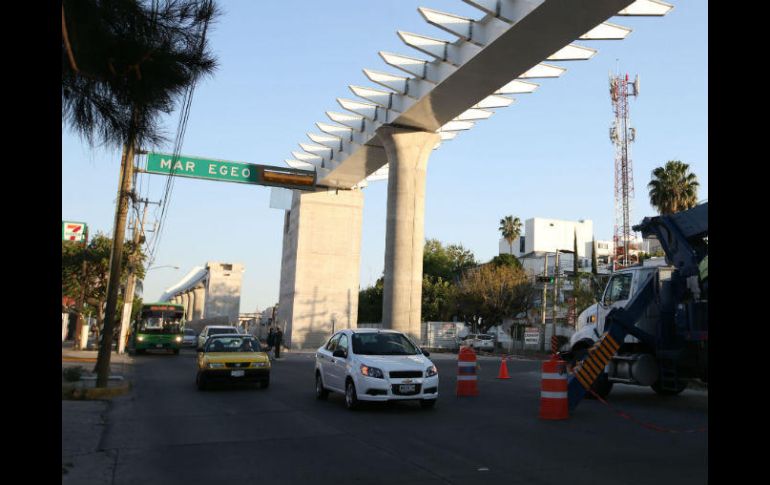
(274, 327, 283, 359)
(267, 327, 275, 355)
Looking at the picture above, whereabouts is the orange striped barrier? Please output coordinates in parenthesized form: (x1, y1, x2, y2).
(456, 346, 479, 396)
(539, 355, 568, 420)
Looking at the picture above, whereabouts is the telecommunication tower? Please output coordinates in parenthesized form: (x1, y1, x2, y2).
(609, 71, 639, 267)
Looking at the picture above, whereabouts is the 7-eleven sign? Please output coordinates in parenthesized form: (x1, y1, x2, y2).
(62, 221, 88, 243)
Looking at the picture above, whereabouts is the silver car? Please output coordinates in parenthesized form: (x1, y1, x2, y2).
(182, 328, 197, 347)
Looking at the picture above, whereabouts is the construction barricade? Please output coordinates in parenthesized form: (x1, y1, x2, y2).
(456, 346, 479, 396)
(539, 355, 569, 420)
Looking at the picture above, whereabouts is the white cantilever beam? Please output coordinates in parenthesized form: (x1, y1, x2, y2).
(286, 0, 671, 188)
(618, 0, 673, 16)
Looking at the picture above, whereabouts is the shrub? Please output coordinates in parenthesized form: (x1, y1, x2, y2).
(63, 366, 84, 382)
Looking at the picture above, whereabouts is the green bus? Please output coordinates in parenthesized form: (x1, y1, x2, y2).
(129, 302, 186, 355)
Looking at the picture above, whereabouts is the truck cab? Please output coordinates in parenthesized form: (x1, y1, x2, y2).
(563, 203, 707, 400)
(573, 259, 671, 348)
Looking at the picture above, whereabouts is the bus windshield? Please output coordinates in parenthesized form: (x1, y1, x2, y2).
(137, 305, 185, 334)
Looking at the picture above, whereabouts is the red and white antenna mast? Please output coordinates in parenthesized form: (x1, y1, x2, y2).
(609, 70, 639, 267)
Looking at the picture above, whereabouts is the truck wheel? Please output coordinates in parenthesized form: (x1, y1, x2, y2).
(651, 380, 686, 395)
(172, 348, 180, 355)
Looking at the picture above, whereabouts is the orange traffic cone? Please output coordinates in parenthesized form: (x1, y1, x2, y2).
(497, 357, 510, 379)
(539, 355, 569, 420)
(456, 346, 479, 396)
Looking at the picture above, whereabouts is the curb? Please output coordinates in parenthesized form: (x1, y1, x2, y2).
(62, 380, 131, 400)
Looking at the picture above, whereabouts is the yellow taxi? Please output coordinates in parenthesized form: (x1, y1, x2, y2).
(196, 334, 271, 390)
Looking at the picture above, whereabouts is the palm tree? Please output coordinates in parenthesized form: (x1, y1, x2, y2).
(647, 160, 700, 215)
(499, 216, 523, 255)
(62, 0, 219, 387)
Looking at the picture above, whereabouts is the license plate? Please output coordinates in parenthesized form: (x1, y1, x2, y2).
(156, 344, 163, 348)
(231, 370, 245, 377)
(399, 384, 415, 393)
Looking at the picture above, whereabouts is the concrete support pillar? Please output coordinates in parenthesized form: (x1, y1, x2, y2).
(277, 189, 364, 349)
(192, 287, 205, 320)
(180, 293, 189, 317)
(378, 126, 440, 343)
(185, 292, 194, 321)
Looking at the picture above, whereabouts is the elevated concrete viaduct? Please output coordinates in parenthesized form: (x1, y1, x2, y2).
(274, 0, 673, 349)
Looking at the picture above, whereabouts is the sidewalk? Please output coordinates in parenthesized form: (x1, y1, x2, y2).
(61, 341, 130, 482)
(62, 341, 134, 399)
(62, 400, 116, 483)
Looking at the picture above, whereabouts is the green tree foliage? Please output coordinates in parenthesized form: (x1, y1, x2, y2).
(62, 0, 220, 148)
(422, 239, 477, 281)
(357, 240, 478, 323)
(453, 264, 535, 334)
(62, 233, 146, 335)
(490, 253, 522, 270)
(571, 275, 598, 316)
(357, 277, 384, 324)
(422, 276, 456, 322)
(498, 215, 522, 254)
(647, 160, 700, 215)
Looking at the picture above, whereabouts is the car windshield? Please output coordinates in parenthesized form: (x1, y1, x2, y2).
(479, 335, 493, 340)
(352, 333, 421, 355)
(205, 336, 257, 353)
(185, 329, 196, 336)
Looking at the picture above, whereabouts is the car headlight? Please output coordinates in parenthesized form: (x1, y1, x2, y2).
(251, 362, 268, 368)
(175, 336, 182, 342)
(208, 363, 225, 369)
(425, 365, 438, 377)
(360, 364, 384, 379)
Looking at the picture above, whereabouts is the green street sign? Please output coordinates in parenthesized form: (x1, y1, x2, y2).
(145, 153, 316, 190)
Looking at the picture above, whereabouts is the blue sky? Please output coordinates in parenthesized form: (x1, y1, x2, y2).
(62, 0, 707, 313)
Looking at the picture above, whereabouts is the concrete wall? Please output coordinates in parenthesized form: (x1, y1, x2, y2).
(277, 189, 364, 350)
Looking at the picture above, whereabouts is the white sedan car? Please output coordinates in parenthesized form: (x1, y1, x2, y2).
(315, 329, 439, 410)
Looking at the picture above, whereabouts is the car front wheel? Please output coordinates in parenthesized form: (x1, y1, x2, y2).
(316, 373, 329, 400)
(345, 380, 359, 410)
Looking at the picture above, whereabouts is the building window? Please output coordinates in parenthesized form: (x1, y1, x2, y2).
(222, 264, 233, 271)
(519, 236, 525, 253)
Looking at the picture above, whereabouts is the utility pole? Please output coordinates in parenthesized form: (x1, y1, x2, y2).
(94, 131, 136, 388)
(552, 250, 560, 348)
(73, 227, 90, 350)
(540, 253, 548, 352)
(118, 198, 159, 354)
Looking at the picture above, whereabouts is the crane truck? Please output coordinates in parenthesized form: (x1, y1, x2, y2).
(560, 202, 707, 409)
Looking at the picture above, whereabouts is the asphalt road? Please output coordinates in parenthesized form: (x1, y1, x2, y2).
(98, 349, 707, 485)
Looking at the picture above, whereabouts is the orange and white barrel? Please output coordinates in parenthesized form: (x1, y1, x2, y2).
(539, 356, 568, 420)
(456, 346, 479, 396)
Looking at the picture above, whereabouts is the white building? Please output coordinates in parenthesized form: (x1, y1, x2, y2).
(499, 217, 594, 269)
